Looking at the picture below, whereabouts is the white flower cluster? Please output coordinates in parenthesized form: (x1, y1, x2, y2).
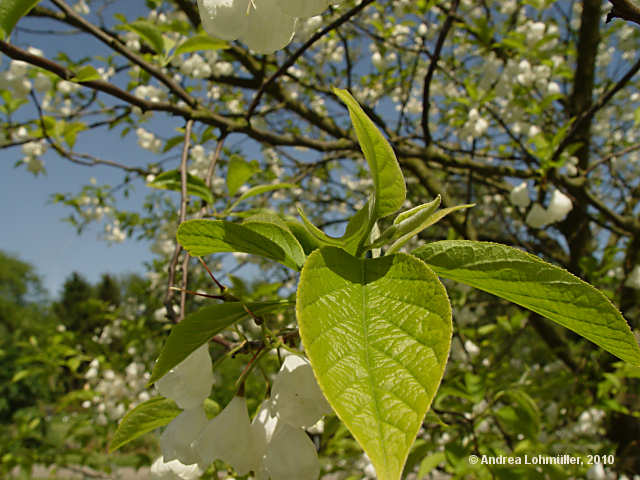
(21, 140, 48, 175)
(153, 348, 331, 480)
(525, 189, 573, 229)
(104, 220, 127, 243)
(0, 60, 32, 98)
(137, 127, 163, 153)
(83, 358, 152, 425)
(197, 0, 345, 54)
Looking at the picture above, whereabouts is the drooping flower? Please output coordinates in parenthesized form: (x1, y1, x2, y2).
(156, 344, 214, 410)
(509, 181, 531, 208)
(160, 406, 208, 465)
(150, 456, 202, 480)
(270, 354, 332, 428)
(197, 0, 296, 54)
(546, 189, 573, 222)
(197, 0, 346, 54)
(525, 203, 551, 228)
(191, 353, 329, 478)
(194, 395, 261, 475)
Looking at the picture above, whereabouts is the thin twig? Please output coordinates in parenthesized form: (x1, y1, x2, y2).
(49, 0, 196, 107)
(164, 120, 193, 321)
(178, 120, 193, 321)
(421, 0, 460, 145)
(198, 256, 226, 292)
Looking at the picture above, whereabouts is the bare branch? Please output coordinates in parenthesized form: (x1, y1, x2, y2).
(421, 0, 460, 145)
(607, 0, 640, 26)
(49, 0, 197, 107)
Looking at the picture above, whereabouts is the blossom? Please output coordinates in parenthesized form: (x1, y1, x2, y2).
(546, 189, 573, 222)
(160, 407, 208, 465)
(525, 189, 573, 228)
(156, 344, 214, 409)
(525, 203, 550, 228)
(150, 456, 202, 480)
(269, 354, 332, 428)
(191, 354, 329, 478)
(509, 181, 531, 208)
(198, 0, 296, 54)
(197, 0, 345, 54)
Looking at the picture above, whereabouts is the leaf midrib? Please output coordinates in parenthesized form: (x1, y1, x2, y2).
(360, 259, 391, 478)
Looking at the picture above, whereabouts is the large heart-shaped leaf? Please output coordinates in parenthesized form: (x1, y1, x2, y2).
(150, 301, 291, 384)
(297, 247, 452, 480)
(334, 89, 406, 220)
(413, 240, 640, 365)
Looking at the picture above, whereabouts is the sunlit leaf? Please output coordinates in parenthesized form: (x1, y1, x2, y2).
(297, 247, 452, 480)
(148, 170, 214, 204)
(414, 240, 640, 365)
(110, 397, 181, 452)
(150, 301, 291, 384)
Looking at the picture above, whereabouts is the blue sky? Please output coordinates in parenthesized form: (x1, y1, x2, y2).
(0, 133, 156, 297)
(1, 2, 156, 297)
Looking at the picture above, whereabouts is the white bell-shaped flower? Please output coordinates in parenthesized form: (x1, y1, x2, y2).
(198, 0, 296, 54)
(251, 400, 320, 480)
(194, 396, 260, 475)
(156, 344, 214, 410)
(263, 423, 321, 480)
(160, 406, 208, 465)
(197, 0, 248, 41)
(270, 354, 332, 428)
(526, 203, 551, 229)
(509, 181, 531, 208)
(547, 189, 573, 222)
(150, 456, 202, 480)
(277, 0, 337, 18)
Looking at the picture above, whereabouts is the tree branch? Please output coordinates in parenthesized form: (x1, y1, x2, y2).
(607, 0, 640, 26)
(421, 0, 460, 145)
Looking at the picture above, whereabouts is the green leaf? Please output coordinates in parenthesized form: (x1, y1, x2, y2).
(226, 183, 296, 212)
(70, 65, 102, 82)
(417, 452, 446, 479)
(121, 20, 165, 54)
(386, 203, 474, 255)
(148, 170, 214, 204)
(342, 197, 376, 255)
(174, 32, 228, 57)
(297, 247, 452, 480)
(109, 397, 181, 452)
(150, 301, 290, 384)
(413, 240, 640, 365)
(62, 121, 87, 148)
(333, 88, 406, 220)
(284, 217, 324, 255)
(226, 155, 260, 196)
(242, 214, 306, 269)
(177, 219, 301, 269)
(0, 0, 41, 40)
(297, 207, 344, 248)
(393, 196, 441, 225)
